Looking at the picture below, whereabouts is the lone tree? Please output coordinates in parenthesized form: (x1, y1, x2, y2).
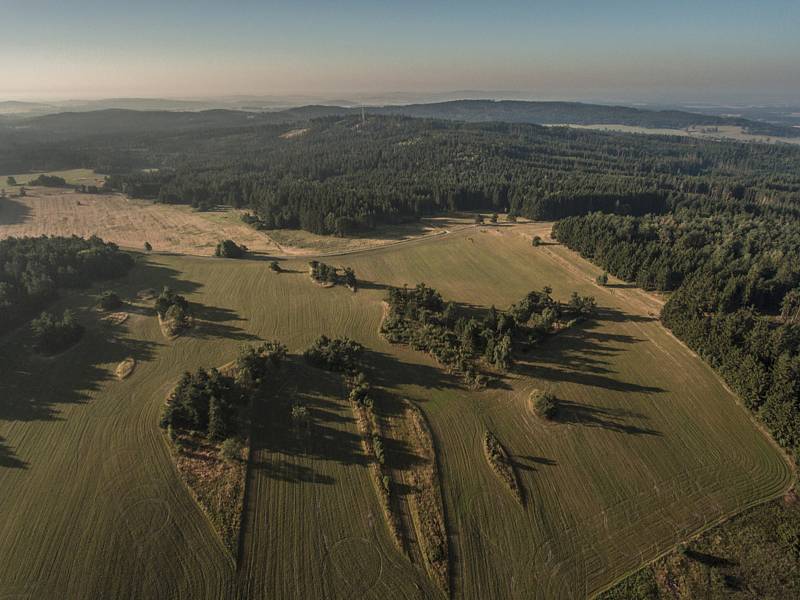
(144, 241, 152, 252)
(269, 261, 281, 273)
(474, 214, 485, 225)
(99, 290, 122, 310)
(531, 390, 558, 420)
(507, 213, 518, 223)
(532, 235, 542, 247)
(6, 176, 16, 186)
(215, 239, 247, 258)
(596, 272, 609, 286)
(343, 267, 357, 291)
(490, 213, 499, 224)
(18, 186, 26, 197)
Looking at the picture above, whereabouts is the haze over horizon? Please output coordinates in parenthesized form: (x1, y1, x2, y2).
(2, 0, 799, 106)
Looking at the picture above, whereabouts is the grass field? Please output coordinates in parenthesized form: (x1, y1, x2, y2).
(0, 222, 792, 598)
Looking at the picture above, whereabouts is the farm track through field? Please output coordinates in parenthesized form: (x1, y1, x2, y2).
(0, 221, 793, 599)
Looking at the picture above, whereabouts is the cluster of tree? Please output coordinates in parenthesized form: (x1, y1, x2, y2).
(160, 341, 286, 443)
(0, 235, 133, 334)
(308, 261, 357, 290)
(11, 115, 799, 236)
(303, 335, 364, 373)
(554, 204, 800, 459)
(28, 174, 67, 187)
(214, 239, 248, 259)
(75, 184, 104, 194)
(31, 309, 84, 355)
(154, 287, 191, 333)
(381, 283, 595, 386)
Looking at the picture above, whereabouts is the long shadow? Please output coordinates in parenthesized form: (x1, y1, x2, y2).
(0, 259, 195, 464)
(0, 196, 32, 225)
(248, 358, 371, 485)
(514, 455, 557, 472)
(186, 303, 260, 342)
(553, 400, 661, 436)
(685, 549, 736, 568)
(513, 315, 665, 394)
(0, 436, 27, 469)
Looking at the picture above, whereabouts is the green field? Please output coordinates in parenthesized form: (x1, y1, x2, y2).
(0, 223, 792, 598)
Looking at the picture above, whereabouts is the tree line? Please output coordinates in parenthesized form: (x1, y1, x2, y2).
(553, 200, 800, 460)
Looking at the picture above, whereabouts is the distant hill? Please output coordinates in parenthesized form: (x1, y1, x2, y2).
(367, 99, 800, 137)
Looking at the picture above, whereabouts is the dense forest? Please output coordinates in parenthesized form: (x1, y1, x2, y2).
(4, 114, 800, 236)
(554, 199, 800, 459)
(0, 236, 133, 334)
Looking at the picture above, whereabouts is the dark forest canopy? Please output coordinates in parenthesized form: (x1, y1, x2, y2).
(0, 236, 133, 334)
(4, 114, 800, 237)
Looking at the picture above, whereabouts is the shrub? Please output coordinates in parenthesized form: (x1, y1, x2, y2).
(531, 389, 558, 420)
(31, 310, 84, 355)
(99, 290, 122, 310)
(291, 404, 310, 423)
(219, 437, 244, 462)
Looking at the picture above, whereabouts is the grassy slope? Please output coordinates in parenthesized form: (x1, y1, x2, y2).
(0, 222, 792, 598)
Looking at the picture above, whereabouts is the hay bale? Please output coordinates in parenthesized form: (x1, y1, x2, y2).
(115, 357, 136, 380)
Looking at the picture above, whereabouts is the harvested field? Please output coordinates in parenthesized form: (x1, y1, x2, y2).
(0, 187, 475, 257)
(0, 221, 792, 599)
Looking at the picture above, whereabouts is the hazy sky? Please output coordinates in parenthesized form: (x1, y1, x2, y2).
(1, 0, 799, 103)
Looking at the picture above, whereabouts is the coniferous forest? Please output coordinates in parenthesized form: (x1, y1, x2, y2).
(4, 114, 800, 236)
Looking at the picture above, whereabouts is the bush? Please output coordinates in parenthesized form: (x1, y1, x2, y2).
(99, 290, 122, 310)
(31, 310, 84, 355)
(304, 335, 364, 372)
(219, 437, 244, 462)
(155, 287, 190, 331)
(531, 389, 558, 420)
(215, 239, 248, 258)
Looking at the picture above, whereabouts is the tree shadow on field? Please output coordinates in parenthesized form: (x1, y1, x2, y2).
(0, 436, 27, 469)
(0, 196, 32, 226)
(512, 310, 665, 395)
(0, 259, 196, 464)
(514, 455, 557, 472)
(186, 303, 260, 342)
(248, 358, 369, 485)
(553, 400, 661, 436)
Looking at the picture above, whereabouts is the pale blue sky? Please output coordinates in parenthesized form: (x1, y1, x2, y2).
(1, 0, 798, 102)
